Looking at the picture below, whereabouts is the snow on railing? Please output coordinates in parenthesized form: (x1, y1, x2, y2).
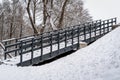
(2, 18, 117, 66)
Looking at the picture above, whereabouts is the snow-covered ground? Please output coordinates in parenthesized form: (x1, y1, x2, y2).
(0, 26, 120, 80)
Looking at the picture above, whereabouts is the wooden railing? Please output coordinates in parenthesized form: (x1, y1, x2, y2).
(1, 18, 116, 66)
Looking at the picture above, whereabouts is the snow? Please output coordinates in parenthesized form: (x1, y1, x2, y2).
(0, 26, 120, 80)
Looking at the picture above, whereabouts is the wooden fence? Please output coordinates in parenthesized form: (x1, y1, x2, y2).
(1, 18, 116, 66)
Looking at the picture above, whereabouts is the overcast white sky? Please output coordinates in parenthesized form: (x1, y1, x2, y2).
(84, 0, 120, 23)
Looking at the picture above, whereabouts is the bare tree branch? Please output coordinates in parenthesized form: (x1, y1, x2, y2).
(26, 0, 38, 35)
(57, 0, 68, 29)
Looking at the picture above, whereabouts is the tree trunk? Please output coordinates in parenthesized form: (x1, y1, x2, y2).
(40, 0, 48, 33)
(10, 23, 13, 39)
(20, 24, 23, 38)
(26, 0, 38, 35)
(1, 13, 4, 41)
(57, 0, 68, 29)
(50, 0, 53, 8)
(33, 0, 36, 24)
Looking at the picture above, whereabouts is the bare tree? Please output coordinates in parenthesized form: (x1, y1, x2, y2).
(24, 0, 92, 34)
(0, 0, 92, 40)
(57, 0, 68, 29)
(40, 0, 48, 33)
(0, 12, 4, 41)
(26, 0, 39, 35)
(0, 3, 4, 41)
(0, 0, 26, 40)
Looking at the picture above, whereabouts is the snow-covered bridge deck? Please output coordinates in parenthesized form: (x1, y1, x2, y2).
(1, 18, 116, 66)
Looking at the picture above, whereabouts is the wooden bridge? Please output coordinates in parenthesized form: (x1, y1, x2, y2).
(1, 18, 117, 66)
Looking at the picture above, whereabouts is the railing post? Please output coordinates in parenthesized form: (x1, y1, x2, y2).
(103, 21, 105, 35)
(20, 41, 23, 66)
(94, 23, 97, 40)
(58, 32, 60, 54)
(50, 33, 52, 57)
(114, 18, 117, 24)
(31, 38, 34, 64)
(89, 24, 92, 42)
(4, 42, 7, 60)
(84, 25, 86, 41)
(65, 30, 67, 49)
(24, 41, 27, 51)
(77, 27, 80, 49)
(4, 47, 7, 60)
(72, 28, 74, 47)
(40, 34, 43, 60)
(15, 39, 18, 56)
(99, 20, 102, 36)
(107, 20, 109, 33)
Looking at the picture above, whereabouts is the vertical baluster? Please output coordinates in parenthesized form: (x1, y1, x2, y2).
(4, 42, 7, 60)
(72, 28, 74, 46)
(84, 25, 86, 41)
(20, 41, 23, 66)
(77, 27, 80, 49)
(58, 32, 60, 54)
(114, 18, 117, 25)
(94, 22, 96, 40)
(50, 34, 52, 57)
(24, 41, 26, 51)
(89, 24, 91, 42)
(99, 20, 102, 36)
(31, 38, 34, 64)
(65, 29, 67, 48)
(4, 47, 7, 60)
(15, 39, 18, 56)
(107, 20, 109, 33)
(40, 34, 43, 60)
(103, 21, 105, 35)
(111, 19, 113, 27)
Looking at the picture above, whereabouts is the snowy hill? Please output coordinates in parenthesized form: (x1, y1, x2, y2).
(0, 27, 120, 80)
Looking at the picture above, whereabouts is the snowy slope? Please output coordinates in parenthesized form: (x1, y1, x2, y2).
(0, 27, 120, 80)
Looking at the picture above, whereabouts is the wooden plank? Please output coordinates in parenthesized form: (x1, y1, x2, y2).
(5, 48, 20, 54)
(84, 25, 86, 41)
(89, 24, 92, 42)
(58, 32, 60, 54)
(15, 39, 18, 56)
(20, 41, 23, 66)
(17, 43, 78, 66)
(5, 42, 21, 48)
(77, 27, 80, 49)
(40, 35, 43, 60)
(31, 38, 34, 64)
(65, 30, 67, 48)
(71, 28, 74, 49)
(50, 34, 52, 57)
